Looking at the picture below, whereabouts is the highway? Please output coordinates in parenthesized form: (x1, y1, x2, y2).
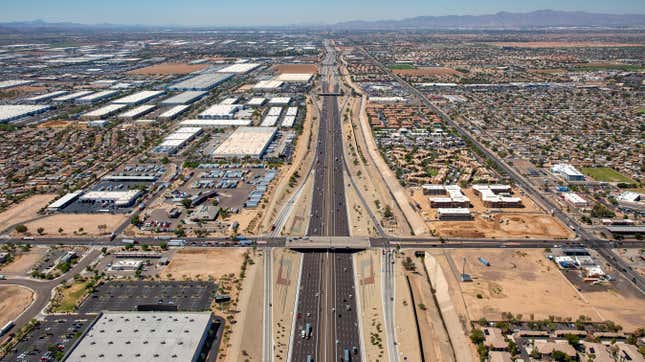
(263, 248, 273, 362)
(291, 40, 363, 362)
(360, 47, 645, 293)
(382, 249, 399, 362)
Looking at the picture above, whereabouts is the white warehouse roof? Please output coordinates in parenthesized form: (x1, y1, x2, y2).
(118, 104, 156, 119)
(82, 103, 127, 118)
(179, 119, 252, 127)
(161, 91, 207, 105)
(216, 63, 261, 74)
(0, 105, 51, 123)
(213, 126, 277, 159)
(275, 73, 313, 82)
(112, 90, 164, 105)
(198, 104, 242, 119)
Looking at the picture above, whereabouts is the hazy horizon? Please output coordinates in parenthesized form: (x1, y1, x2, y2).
(2, 0, 645, 27)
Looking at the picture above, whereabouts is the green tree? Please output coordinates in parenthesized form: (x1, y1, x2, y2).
(470, 329, 485, 344)
(15, 224, 27, 233)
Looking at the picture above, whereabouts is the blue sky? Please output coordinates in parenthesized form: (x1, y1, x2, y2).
(1, 0, 644, 26)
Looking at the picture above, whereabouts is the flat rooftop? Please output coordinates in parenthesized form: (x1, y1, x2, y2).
(65, 311, 213, 362)
(213, 126, 277, 159)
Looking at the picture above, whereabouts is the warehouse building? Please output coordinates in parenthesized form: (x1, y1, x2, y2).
(117, 104, 156, 119)
(551, 163, 585, 181)
(167, 73, 233, 91)
(198, 104, 242, 119)
(161, 91, 207, 105)
(78, 190, 142, 208)
(562, 192, 588, 207)
(110, 260, 143, 271)
(65, 311, 216, 362)
(0, 105, 51, 124)
(47, 190, 84, 211)
(253, 80, 283, 91)
(246, 97, 266, 106)
(217, 63, 260, 74)
(153, 127, 203, 154)
(213, 126, 277, 159)
(75, 90, 119, 104)
(52, 90, 94, 103)
(276, 73, 313, 82)
(268, 97, 291, 106)
(112, 90, 164, 105)
(81, 103, 127, 119)
(159, 105, 190, 120)
(0, 79, 33, 89)
(179, 119, 251, 127)
(25, 90, 68, 103)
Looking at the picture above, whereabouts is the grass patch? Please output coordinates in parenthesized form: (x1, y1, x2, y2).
(581, 167, 635, 183)
(51, 281, 89, 313)
(388, 64, 416, 70)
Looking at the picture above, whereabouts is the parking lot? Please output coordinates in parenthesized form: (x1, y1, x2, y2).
(78, 281, 217, 313)
(1, 314, 96, 362)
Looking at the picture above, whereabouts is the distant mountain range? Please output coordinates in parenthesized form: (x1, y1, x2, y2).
(0, 10, 644, 32)
(335, 10, 645, 29)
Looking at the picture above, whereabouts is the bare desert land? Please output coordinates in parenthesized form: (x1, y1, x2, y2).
(0, 285, 34, 327)
(0, 194, 56, 232)
(433, 249, 645, 331)
(19, 213, 126, 236)
(354, 249, 387, 361)
(0, 246, 47, 275)
(272, 63, 318, 74)
(161, 248, 248, 281)
(128, 62, 210, 75)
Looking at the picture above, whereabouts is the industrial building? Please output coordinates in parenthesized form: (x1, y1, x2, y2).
(75, 90, 119, 104)
(0, 105, 51, 124)
(112, 90, 164, 105)
(110, 259, 143, 271)
(268, 96, 291, 105)
(179, 119, 252, 127)
(117, 104, 156, 119)
(161, 91, 207, 105)
(0, 79, 33, 89)
(213, 126, 277, 159)
(472, 184, 523, 208)
(159, 105, 191, 120)
(616, 191, 645, 213)
(246, 97, 267, 106)
(167, 73, 233, 91)
(78, 190, 142, 208)
(551, 163, 585, 181)
(64, 311, 216, 362)
(81, 103, 127, 119)
(253, 80, 283, 91)
(216, 63, 260, 74)
(276, 73, 313, 82)
(52, 90, 94, 103)
(47, 190, 84, 211)
(198, 104, 242, 119)
(153, 127, 203, 154)
(562, 192, 588, 207)
(24, 90, 68, 103)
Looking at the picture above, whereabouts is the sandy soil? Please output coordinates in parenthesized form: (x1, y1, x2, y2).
(0, 194, 56, 232)
(488, 41, 644, 48)
(433, 249, 645, 331)
(344, 172, 374, 237)
(272, 64, 319, 74)
(354, 250, 387, 361)
(19, 213, 126, 236)
(394, 252, 422, 362)
(0, 285, 34, 327)
(224, 250, 263, 362)
(161, 248, 247, 281)
(272, 248, 301, 361)
(408, 269, 455, 362)
(0, 246, 48, 275)
(411, 187, 573, 239)
(37, 120, 73, 128)
(393, 67, 462, 76)
(613, 248, 645, 277)
(128, 62, 210, 75)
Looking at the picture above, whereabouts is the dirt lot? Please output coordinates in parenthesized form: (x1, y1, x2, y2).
(393, 67, 462, 76)
(128, 62, 210, 75)
(19, 213, 126, 236)
(612, 248, 645, 277)
(487, 41, 644, 48)
(0, 194, 56, 232)
(433, 249, 645, 331)
(0, 246, 48, 275)
(411, 187, 573, 239)
(0, 285, 34, 327)
(272, 63, 318, 74)
(394, 252, 422, 362)
(37, 120, 73, 128)
(354, 249, 387, 361)
(161, 248, 247, 281)
(272, 248, 301, 361)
